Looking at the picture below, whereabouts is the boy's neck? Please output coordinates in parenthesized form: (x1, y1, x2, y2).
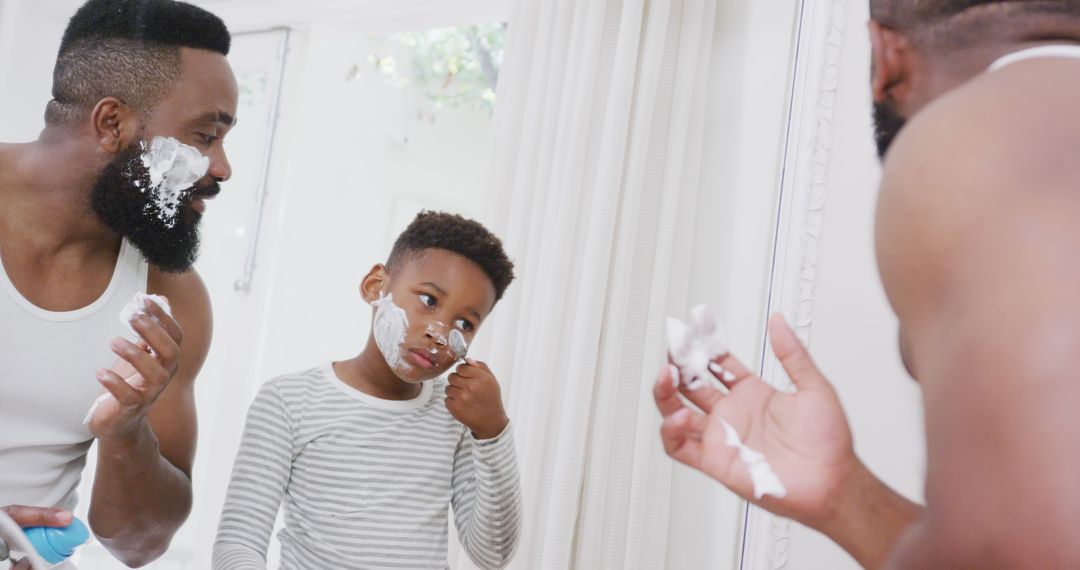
(335, 339, 424, 401)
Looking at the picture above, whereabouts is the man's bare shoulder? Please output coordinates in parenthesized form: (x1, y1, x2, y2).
(886, 56, 1080, 202)
(876, 56, 1080, 326)
(874, 59, 1080, 564)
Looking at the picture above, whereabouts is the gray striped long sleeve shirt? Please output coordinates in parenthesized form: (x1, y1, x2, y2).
(213, 363, 522, 569)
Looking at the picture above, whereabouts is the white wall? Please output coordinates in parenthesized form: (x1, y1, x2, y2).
(0, 0, 78, 141)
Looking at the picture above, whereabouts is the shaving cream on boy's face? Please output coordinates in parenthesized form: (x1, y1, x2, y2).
(372, 290, 476, 381)
(372, 292, 411, 375)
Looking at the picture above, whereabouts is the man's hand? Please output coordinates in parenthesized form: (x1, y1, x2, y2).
(655, 314, 859, 526)
(0, 505, 71, 528)
(87, 298, 184, 443)
(656, 314, 922, 568)
(1, 506, 71, 569)
(445, 359, 510, 440)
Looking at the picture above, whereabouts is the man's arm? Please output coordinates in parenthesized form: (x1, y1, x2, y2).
(88, 269, 212, 567)
(875, 75, 1080, 567)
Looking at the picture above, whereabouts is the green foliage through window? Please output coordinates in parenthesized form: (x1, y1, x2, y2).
(371, 23, 506, 112)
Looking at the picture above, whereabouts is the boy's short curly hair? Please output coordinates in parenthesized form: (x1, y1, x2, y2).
(871, 0, 1078, 29)
(387, 211, 515, 302)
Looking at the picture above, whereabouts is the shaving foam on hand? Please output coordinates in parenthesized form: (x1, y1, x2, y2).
(118, 293, 172, 339)
(85, 293, 174, 425)
(667, 304, 787, 499)
(721, 421, 787, 499)
(666, 304, 729, 390)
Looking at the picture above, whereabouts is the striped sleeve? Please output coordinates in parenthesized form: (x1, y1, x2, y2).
(450, 422, 522, 569)
(212, 382, 294, 569)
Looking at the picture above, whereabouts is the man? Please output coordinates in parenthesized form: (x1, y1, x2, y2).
(655, 1, 1080, 568)
(0, 0, 236, 566)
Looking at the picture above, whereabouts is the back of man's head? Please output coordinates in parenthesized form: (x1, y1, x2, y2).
(49, 0, 230, 127)
(870, 0, 1080, 52)
(873, 0, 1000, 24)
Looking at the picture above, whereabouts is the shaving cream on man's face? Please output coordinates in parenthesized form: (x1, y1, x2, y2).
(138, 137, 210, 228)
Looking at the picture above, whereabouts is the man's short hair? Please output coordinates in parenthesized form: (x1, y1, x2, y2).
(48, 0, 230, 126)
(387, 211, 516, 303)
(871, 0, 1078, 27)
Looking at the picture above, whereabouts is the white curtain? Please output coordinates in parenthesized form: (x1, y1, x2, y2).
(451, 0, 717, 567)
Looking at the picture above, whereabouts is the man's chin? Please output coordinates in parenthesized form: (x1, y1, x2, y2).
(139, 254, 198, 274)
(127, 230, 201, 273)
(873, 101, 907, 159)
(181, 207, 204, 227)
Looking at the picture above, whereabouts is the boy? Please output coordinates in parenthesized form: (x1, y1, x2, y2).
(213, 212, 521, 569)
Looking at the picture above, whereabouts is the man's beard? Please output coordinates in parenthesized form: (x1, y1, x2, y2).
(90, 140, 218, 273)
(873, 100, 908, 159)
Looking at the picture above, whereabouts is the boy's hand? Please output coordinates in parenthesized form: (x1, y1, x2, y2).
(446, 359, 510, 440)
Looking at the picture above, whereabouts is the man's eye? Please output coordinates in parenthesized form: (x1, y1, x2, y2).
(198, 133, 218, 146)
(419, 294, 436, 308)
(454, 318, 474, 332)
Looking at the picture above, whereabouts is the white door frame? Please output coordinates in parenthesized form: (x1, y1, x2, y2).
(739, 0, 852, 568)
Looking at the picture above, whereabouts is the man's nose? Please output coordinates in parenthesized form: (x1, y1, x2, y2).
(207, 145, 232, 182)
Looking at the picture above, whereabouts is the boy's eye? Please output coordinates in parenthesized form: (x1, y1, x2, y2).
(419, 294, 436, 308)
(454, 318, 474, 333)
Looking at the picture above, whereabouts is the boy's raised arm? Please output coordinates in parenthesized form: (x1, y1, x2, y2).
(451, 422, 523, 569)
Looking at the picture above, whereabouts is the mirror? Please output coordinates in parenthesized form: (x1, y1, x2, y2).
(738, 0, 925, 568)
(0, 1, 509, 567)
(0, 0, 825, 568)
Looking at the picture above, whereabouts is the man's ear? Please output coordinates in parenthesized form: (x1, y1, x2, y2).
(868, 20, 913, 105)
(360, 264, 390, 305)
(90, 97, 140, 154)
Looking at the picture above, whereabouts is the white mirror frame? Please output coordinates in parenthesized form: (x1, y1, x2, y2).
(739, 0, 851, 568)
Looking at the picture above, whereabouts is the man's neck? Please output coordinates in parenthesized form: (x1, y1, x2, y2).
(907, 32, 1080, 121)
(0, 135, 117, 258)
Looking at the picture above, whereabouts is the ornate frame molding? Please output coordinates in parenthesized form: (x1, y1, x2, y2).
(739, 0, 849, 568)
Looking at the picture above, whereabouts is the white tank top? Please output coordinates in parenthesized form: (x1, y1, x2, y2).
(0, 239, 147, 512)
(989, 44, 1080, 72)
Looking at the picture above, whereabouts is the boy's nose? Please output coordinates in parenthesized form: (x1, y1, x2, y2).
(425, 322, 449, 345)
